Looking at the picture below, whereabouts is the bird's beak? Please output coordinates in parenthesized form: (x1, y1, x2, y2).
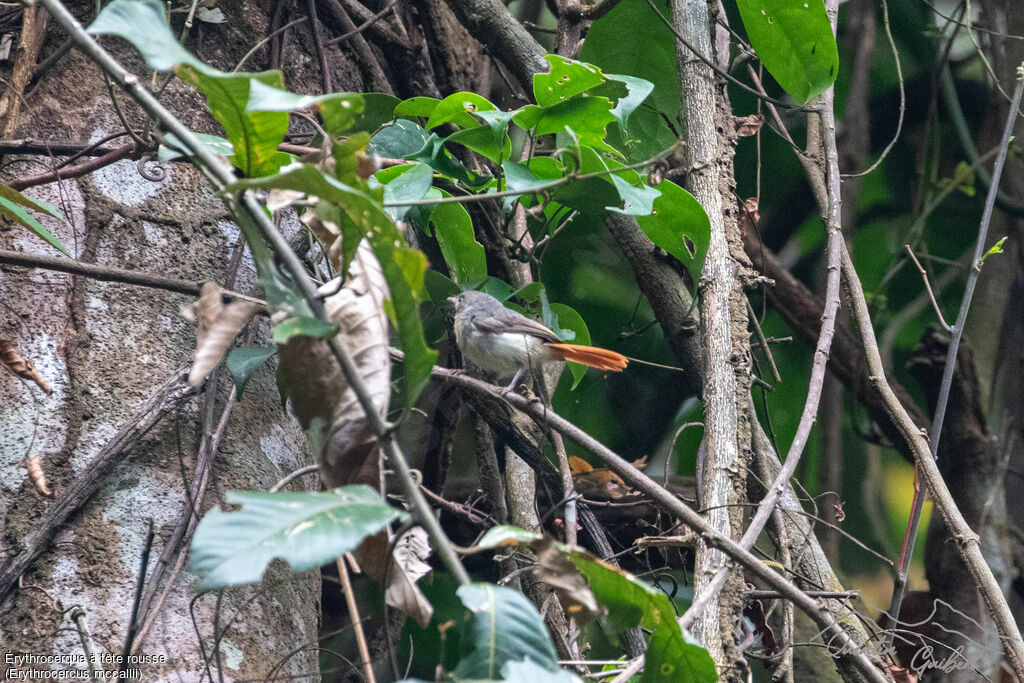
(447, 295, 458, 306)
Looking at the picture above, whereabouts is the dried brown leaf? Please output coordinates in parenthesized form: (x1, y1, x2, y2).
(534, 536, 603, 623)
(734, 113, 764, 138)
(278, 239, 392, 577)
(738, 197, 760, 239)
(19, 455, 55, 499)
(0, 339, 51, 394)
(187, 282, 257, 386)
(385, 527, 434, 627)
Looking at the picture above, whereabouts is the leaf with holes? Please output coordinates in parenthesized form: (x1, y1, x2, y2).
(635, 180, 710, 290)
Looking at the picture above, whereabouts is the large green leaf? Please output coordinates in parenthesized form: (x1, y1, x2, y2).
(178, 68, 290, 177)
(369, 119, 431, 159)
(89, 0, 291, 177)
(533, 55, 607, 107)
(453, 583, 561, 679)
(635, 180, 710, 289)
(579, 0, 679, 160)
(229, 166, 437, 404)
(428, 192, 487, 285)
(190, 486, 405, 591)
(736, 0, 839, 103)
(0, 187, 71, 257)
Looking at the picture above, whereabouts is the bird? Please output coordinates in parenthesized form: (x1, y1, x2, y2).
(448, 290, 628, 391)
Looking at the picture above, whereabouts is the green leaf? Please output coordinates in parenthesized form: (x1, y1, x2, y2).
(604, 74, 655, 130)
(158, 132, 235, 163)
(272, 315, 340, 343)
(369, 119, 431, 159)
(429, 192, 487, 284)
(394, 96, 442, 119)
(569, 556, 716, 683)
(446, 109, 515, 164)
(454, 583, 561, 679)
(406, 133, 483, 188)
(375, 163, 434, 221)
(177, 69, 290, 177)
(0, 184, 62, 218)
(426, 92, 497, 130)
(635, 180, 710, 289)
(548, 303, 591, 390)
(245, 81, 388, 136)
(423, 268, 462, 305)
(226, 346, 277, 398)
(533, 55, 607, 107)
(0, 194, 71, 257)
(736, 0, 839, 103)
(88, 0, 199, 71)
(514, 97, 617, 154)
(89, 1, 290, 177)
(579, 0, 679, 120)
(190, 486, 405, 591)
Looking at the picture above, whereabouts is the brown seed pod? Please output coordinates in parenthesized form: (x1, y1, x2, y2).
(19, 455, 55, 499)
(0, 339, 52, 394)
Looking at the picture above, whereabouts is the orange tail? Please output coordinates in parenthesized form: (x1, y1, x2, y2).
(546, 343, 628, 371)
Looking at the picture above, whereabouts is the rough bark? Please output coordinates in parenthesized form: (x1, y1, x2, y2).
(671, 0, 752, 675)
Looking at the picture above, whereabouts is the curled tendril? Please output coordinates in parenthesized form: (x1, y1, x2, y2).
(137, 153, 167, 182)
(553, 146, 581, 175)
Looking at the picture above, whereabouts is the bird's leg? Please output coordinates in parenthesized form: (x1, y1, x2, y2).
(502, 368, 524, 394)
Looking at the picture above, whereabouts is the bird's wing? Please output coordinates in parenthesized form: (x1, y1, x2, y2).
(473, 307, 562, 344)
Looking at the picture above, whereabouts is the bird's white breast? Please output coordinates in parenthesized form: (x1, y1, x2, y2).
(457, 325, 548, 378)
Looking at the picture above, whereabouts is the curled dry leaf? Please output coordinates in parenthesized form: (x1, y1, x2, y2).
(738, 197, 760, 240)
(734, 113, 764, 138)
(187, 282, 258, 387)
(278, 238, 391, 578)
(19, 455, 55, 499)
(534, 536, 602, 623)
(385, 527, 434, 627)
(0, 339, 52, 394)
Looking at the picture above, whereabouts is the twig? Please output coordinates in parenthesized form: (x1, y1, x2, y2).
(305, 0, 332, 94)
(843, 0, 904, 179)
(0, 248, 266, 307)
(336, 557, 375, 683)
(270, 464, 320, 492)
(885, 62, 1024, 653)
(233, 16, 308, 72)
(608, 655, 644, 682)
(70, 607, 105, 678)
(0, 368, 197, 602)
(903, 245, 951, 331)
(747, 299, 780, 382)
(324, 0, 399, 46)
(6, 142, 137, 191)
(119, 519, 154, 674)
